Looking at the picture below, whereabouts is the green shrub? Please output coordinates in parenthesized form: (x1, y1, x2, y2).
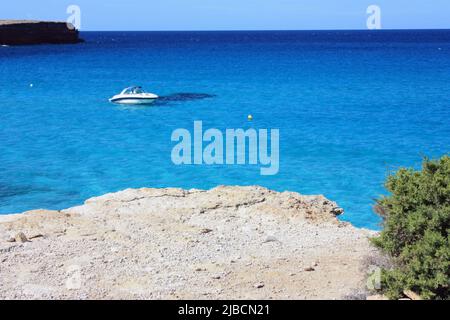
(372, 155, 450, 300)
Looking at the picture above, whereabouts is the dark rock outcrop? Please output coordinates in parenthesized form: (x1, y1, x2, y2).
(0, 20, 83, 45)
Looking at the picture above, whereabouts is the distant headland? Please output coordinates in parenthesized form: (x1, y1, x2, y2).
(0, 20, 83, 45)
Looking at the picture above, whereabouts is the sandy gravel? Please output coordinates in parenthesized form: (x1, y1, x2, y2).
(0, 186, 377, 300)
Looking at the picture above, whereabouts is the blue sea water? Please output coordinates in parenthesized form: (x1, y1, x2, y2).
(1, 30, 450, 229)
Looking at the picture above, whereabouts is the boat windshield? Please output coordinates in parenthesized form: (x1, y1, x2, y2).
(121, 87, 144, 95)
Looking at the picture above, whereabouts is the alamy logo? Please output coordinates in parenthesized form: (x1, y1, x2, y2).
(66, 5, 81, 30)
(366, 265, 382, 291)
(367, 5, 382, 30)
(66, 264, 82, 290)
(171, 121, 279, 175)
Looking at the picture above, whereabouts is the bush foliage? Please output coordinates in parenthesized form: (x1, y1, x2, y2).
(372, 155, 450, 300)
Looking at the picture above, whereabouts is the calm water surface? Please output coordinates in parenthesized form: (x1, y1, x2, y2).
(1, 30, 450, 229)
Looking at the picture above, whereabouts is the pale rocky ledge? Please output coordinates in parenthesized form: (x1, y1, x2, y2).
(0, 186, 378, 299)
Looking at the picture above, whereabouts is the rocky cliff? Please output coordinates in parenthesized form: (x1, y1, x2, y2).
(0, 20, 82, 45)
(0, 186, 377, 299)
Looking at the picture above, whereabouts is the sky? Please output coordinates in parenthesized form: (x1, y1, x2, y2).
(2, 0, 450, 31)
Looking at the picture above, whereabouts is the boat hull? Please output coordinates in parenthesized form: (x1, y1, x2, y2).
(109, 89, 159, 105)
(109, 98, 157, 105)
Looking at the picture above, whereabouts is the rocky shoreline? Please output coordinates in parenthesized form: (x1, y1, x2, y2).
(0, 20, 82, 45)
(0, 186, 378, 299)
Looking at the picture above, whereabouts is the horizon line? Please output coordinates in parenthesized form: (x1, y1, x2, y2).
(78, 28, 450, 32)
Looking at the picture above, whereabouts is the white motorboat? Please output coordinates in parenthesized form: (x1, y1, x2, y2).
(109, 86, 159, 105)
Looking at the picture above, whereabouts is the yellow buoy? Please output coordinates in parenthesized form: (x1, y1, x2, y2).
(247, 114, 253, 121)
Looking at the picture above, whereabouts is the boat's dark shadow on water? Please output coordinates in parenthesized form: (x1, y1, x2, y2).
(114, 93, 216, 110)
(154, 93, 216, 106)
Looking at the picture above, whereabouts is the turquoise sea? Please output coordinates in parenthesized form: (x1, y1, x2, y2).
(1, 30, 450, 229)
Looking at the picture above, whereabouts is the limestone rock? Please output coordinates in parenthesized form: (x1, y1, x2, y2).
(15, 232, 29, 243)
(0, 185, 378, 300)
(0, 20, 83, 45)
